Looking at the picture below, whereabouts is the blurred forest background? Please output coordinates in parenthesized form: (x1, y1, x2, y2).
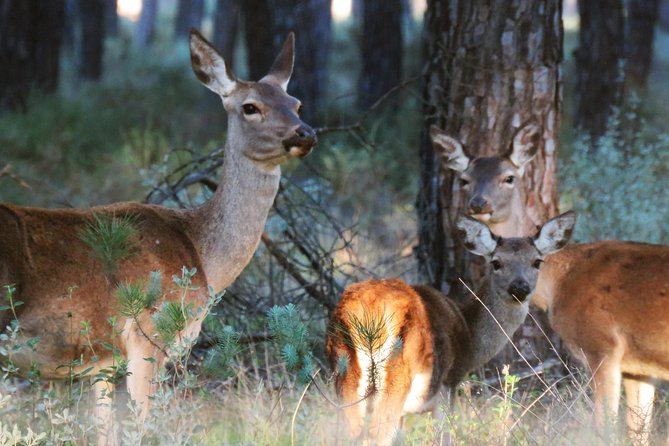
(0, 0, 668, 443)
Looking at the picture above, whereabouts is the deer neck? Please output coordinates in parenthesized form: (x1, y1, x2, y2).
(191, 141, 280, 294)
(463, 280, 529, 369)
(488, 190, 537, 238)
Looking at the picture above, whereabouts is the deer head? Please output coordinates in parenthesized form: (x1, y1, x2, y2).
(189, 29, 317, 168)
(431, 124, 539, 226)
(456, 210, 576, 303)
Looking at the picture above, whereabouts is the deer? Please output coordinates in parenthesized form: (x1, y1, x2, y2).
(0, 29, 316, 444)
(431, 124, 669, 445)
(326, 211, 576, 445)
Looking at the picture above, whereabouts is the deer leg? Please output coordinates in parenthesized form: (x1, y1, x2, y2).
(623, 377, 655, 446)
(367, 363, 412, 446)
(92, 379, 116, 446)
(125, 342, 159, 418)
(589, 354, 623, 436)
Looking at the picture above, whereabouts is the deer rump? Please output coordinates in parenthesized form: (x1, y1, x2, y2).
(327, 279, 472, 418)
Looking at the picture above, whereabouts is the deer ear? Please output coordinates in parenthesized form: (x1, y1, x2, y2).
(534, 211, 577, 255)
(456, 215, 498, 257)
(260, 33, 295, 92)
(189, 28, 237, 97)
(507, 123, 540, 174)
(430, 125, 470, 173)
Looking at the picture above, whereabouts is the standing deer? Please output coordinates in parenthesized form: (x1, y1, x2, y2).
(0, 29, 316, 444)
(431, 125, 669, 444)
(326, 212, 575, 445)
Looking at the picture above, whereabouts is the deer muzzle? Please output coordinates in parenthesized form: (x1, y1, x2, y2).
(507, 279, 531, 302)
(283, 124, 317, 157)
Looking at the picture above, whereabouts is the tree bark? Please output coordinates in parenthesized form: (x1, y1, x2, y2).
(358, 0, 403, 108)
(626, 0, 660, 90)
(78, 0, 105, 80)
(417, 0, 563, 369)
(418, 0, 562, 291)
(135, 0, 158, 47)
(175, 0, 205, 41)
(240, 0, 275, 80)
(573, 0, 624, 139)
(213, 0, 240, 67)
(0, 0, 66, 110)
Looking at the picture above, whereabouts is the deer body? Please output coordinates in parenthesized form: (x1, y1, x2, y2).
(0, 29, 316, 444)
(327, 213, 575, 445)
(431, 125, 668, 443)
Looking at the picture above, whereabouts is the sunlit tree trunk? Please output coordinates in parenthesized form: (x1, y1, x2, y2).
(0, 0, 66, 110)
(626, 0, 660, 90)
(358, 0, 403, 108)
(573, 0, 624, 138)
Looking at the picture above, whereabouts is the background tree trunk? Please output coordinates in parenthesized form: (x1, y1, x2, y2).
(78, 0, 105, 81)
(213, 0, 240, 67)
(240, 0, 275, 80)
(0, 0, 66, 110)
(573, 0, 624, 139)
(358, 0, 403, 109)
(175, 0, 205, 41)
(417, 0, 563, 366)
(626, 0, 660, 90)
(104, 0, 118, 38)
(135, 0, 158, 47)
(269, 0, 332, 122)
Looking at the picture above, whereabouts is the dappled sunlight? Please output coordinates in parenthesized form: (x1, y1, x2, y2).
(117, 0, 141, 22)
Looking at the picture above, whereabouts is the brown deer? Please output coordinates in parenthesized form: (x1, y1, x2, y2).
(431, 125, 669, 444)
(326, 212, 575, 445)
(0, 29, 316, 443)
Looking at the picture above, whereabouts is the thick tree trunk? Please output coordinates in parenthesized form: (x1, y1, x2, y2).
(78, 0, 105, 80)
(240, 0, 275, 80)
(626, 0, 660, 90)
(175, 0, 205, 41)
(358, 0, 403, 108)
(417, 0, 563, 365)
(269, 0, 332, 122)
(213, 0, 240, 67)
(0, 0, 66, 110)
(135, 0, 158, 47)
(573, 0, 624, 138)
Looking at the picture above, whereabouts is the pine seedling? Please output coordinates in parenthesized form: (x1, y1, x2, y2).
(204, 325, 242, 378)
(79, 213, 138, 274)
(153, 301, 192, 345)
(266, 304, 315, 384)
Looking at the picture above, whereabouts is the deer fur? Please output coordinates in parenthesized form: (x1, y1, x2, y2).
(432, 125, 669, 444)
(326, 212, 575, 445)
(0, 29, 316, 444)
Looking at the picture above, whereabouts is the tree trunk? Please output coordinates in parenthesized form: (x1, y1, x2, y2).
(135, 0, 158, 47)
(417, 0, 563, 365)
(241, 0, 331, 122)
(240, 0, 275, 80)
(175, 0, 205, 41)
(104, 0, 118, 38)
(213, 0, 240, 67)
(573, 0, 624, 139)
(78, 0, 105, 80)
(358, 0, 403, 108)
(626, 0, 660, 90)
(268, 0, 332, 122)
(0, 0, 66, 110)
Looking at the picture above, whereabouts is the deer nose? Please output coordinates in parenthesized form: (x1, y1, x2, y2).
(507, 279, 531, 302)
(469, 196, 489, 214)
(283, 124, 318, 153)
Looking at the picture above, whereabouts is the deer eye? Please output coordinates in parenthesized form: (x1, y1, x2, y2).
(491, 260, 502, 271)
(460, 178, 470, 187)
(504, 175, 515, 184)
(533, 259, 543, 269)
(297, 105, 304, 115)
(242, 104, 260, 115)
